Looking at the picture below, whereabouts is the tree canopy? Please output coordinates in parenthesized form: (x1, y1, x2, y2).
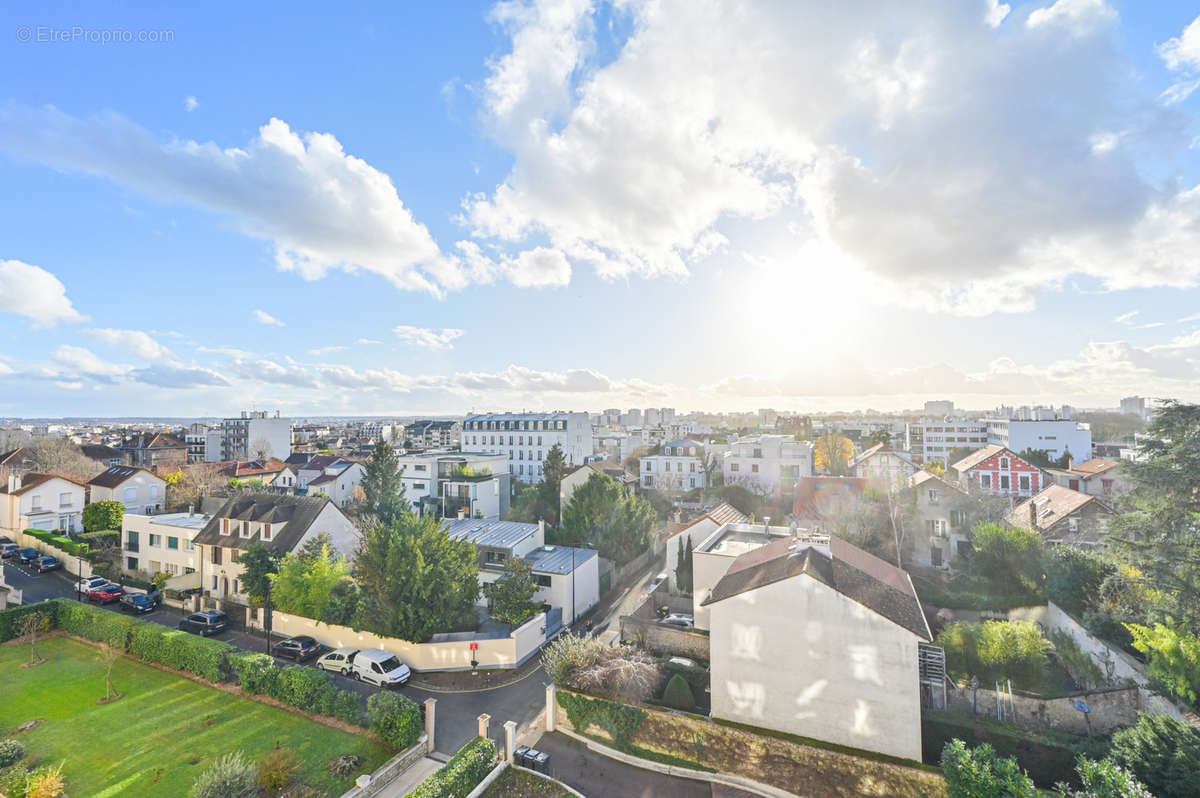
(813, 434, 853, 475)
(361, 441, 407, 523)
(510, 443, 568, 526)
(238, 543, 279, 604)
(483, 556, 540, 627)
(271, 541, 351, 623)
(559, 471, 655, 565)
(82, 500, 124, 533)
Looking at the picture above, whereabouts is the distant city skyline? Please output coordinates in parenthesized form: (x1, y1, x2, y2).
(2, 2, 1200, 416)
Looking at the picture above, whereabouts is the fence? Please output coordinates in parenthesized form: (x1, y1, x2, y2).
(249, 609, 549, 672)
(338, 735, 429, 798)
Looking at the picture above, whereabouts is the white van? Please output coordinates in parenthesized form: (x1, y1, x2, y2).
(318, 647, 411, 687)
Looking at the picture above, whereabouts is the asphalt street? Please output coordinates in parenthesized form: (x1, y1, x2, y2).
(2, 559, 546, 755)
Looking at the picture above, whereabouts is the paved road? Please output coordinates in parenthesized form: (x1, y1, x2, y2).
(2, 560, 545, 755)
(535, 733, 759, 798)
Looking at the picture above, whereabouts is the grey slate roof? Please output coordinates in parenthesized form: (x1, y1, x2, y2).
(701, 534, 931, 641)
(442, 518, 540, 550)
(88, 465, 160, 489)
(192, 493, 332, 553)
(525, 545, 596, 575)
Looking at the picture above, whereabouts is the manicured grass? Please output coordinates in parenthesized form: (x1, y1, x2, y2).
(0, 636, 391, 797)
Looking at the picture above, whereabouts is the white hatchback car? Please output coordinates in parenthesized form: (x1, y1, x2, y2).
(75, 576, 109, 593)
(317, 647, 412, 687)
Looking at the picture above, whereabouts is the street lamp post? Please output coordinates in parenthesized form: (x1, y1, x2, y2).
(264, 581, 274, 655)
(76, 555, 82, 601)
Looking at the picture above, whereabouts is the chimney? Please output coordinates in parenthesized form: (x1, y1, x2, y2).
(6, 473, 16, 493)
(1029, 498, 1037, 530)
(188, 504, 195, 517)
(457, 507, 466, 520)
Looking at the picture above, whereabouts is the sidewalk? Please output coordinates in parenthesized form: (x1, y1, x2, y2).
(371, 756, 441, 798)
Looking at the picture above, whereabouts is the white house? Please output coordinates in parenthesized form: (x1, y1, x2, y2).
(307, 461, 366, 508)
(87, 466, 168, 515)
(722, 435, 813, 497)
(398, 452, 510, 519)
(0, 473, 87, 533)
(849, 445, 919, 491)
(191, 494, 358, 601)
(121, 510, 208, 582)
(462, 412, 594, 483)
(693, 522, 932, 761)
(640, 439, 707, 493)
(1045, 459, 1127, 499)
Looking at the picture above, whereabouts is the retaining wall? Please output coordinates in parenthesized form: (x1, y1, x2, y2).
(945, 684, 1139, 734)
(339, 735, 429, 798)
(619, 615, 710, 660)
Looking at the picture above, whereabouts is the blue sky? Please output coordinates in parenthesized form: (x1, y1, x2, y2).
(2, 0, 1200, 417)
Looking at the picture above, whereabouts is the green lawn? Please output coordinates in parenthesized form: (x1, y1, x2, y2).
(0, 636, 391, 797)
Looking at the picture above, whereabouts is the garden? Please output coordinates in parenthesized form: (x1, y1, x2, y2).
(0, 635, 391, 797)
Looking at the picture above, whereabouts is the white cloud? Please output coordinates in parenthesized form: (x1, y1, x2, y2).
(184, 96, 199, 112)
(130, 364, 229, 388)
(85, 328, 175, 360)
(308, 345, 348, 356)
(0, 259, 87, 327)
(1160, 15, 1200, 105)
(454, 241, 572, 288)
(985, 0, 1011, 28)
(227, 357, 320, 388)
(253, 309, 286, 327)
(0, 109, 456, 295)
(466, 0, 1200, 315)
(393, 326, 466, 350)
(1114, 310, 1139, 324)
(356, 338, 383, 345)
(51, 345, 129, 377)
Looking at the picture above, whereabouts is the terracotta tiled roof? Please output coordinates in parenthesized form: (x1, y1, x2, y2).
(219, 459, 288, 478)
(1007, 485, 1117, 532)
(950, 444, 1009, 473)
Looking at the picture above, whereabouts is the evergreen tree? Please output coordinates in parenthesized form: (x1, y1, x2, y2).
(361, 440, 407, 523)
(238, 543, 280, 604)
(354, 512, 480, 641)
(484, 556, 540, 627)
(560, 471, 655, 565)
(538, 443, 568, 524)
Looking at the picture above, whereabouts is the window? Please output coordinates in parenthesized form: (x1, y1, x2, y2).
(222, 518, 231, 535)
(999, 457, 1010, 470)
(262, 523, 272, 541)
(1068, 516, 1079, 532)
(184, 567, 195, 575)
(927, 489, 940, 505)
(690, 462, 696, 472)
(149, 534, 161, 547)
(231, 549, 240, 563)
(124, 487, 137, 502)
(676, 462, 683, 472)
(30, 495, 42, 511)
(1101, 479, 1113, 495)
(211, 546, 222, 565)
(1000, 475, 1011, 490)
(185, 539, 195, 552)
(413, 482, 426, 490)
(127, 556, 138, 571)
(149, 560, 161, 572)
(1019, 475, 1030, 491)
(240, 521, 250, 538)
(731, 463, 740, 472)
(59, 492, 72, 507)
(536, 574, 552, 587)
(751, 464, 759, 473)
(644, 461, 651, 472)
(980, 474, 992, 489)
(168, 536, 179, 550)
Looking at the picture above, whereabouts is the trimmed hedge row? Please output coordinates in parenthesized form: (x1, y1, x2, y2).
(23, 528, 89, 557)
(408, 737, 497, 798)
(366, 692, 423, 750)
(0, 602, 60, 643)
(558, 691, 646, 752)
(227, 652, 364, 727)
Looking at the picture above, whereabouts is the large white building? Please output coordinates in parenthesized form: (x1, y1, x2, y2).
(397, 451, 511, 519)
(121, 511, 207, 581)
(221, 411, 292, 461)
(640, 439, 707, 493)
(986, 417, 1092, 462)
(904, 420, 988, 464)
(462, 412, 593, 483)
(721, 435, 813, 497)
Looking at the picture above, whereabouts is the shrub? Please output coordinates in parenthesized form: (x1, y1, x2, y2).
(83, 500, 124, 533)
(542, 632, 601, 686)
(662, 673, 696, 712)
(367, 692, 423, 749)
(1110, 713, 1200, 798)
(969, 522, 1045, 596)
(1125, 622, 1200, 707)
(24, 764, 66, 798)
(257, 749, 300, 796)
(0, 763, 31, 798)
(276, 665, 333, 708)
(0, 602, 60, 643)
(319, 686, 363, 726)
(23, 528, 89, 557)
(936, 620, 1053, 686)
(557, 691, 646, 752)
(55, 601, 134, 650)
(190, 752, 258, 798)
(0, 739, 26, 768)
(128, 622, 170, 663)
(408, 737, 497, 798)
(228, 652, 279, 695)
(170, 631, 232, 682)
(1056, 756, 1154, 797)
(941, 739, 1039, 798)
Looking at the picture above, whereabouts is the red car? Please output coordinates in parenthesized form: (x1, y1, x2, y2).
(88, 584, 126, 604)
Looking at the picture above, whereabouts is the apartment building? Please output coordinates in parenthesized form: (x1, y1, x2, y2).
(185, 423, 223, 463)
(405, 419, 462, 450)
(721, 434, 813, 497)
(398, 451, 510, 519)
(121, 511, 207, 581)
(118, 431, 188, 472)
(462, 412, 593, 483)
(640, 439, 707, 493)
(904, 420, 988, 464)
(221, 410, 292, 461)
(985, 417, 1092, 463)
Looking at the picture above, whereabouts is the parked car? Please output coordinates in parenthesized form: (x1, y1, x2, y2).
(647, 572, 668, 592)
(178, 611, 229, 636)
(272, 635, 323, 662)
(119, 593, 160, 614)
(0, 543, 19, 559)
(349, 648, 411, 687)
(317, 647, 411, 687)
(661, 613, 695, 630)
(16, 548, 39, 565)
(0, 536, 11, 544)
(33, 556, 60, 573)
(75, 576, 110, 593)
(88, 584, 126, 604)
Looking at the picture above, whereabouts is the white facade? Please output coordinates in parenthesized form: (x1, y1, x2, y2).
(88, 467, 168, 515)
(640, 439, 707, 493)
(398, 452, 510, 518)
(121, 511, 206, 580)
(0, 474, 86, 533)
(221, 410, 292, 461)
(904, 420, 988, 464)
(986, 418, 1092, 462)
(721, 435, 813, 497)
(528, 545, 600, 626)
(850, 449, 918, 491)
(462, 412, 594, 483)
(307, 462, 366, 508)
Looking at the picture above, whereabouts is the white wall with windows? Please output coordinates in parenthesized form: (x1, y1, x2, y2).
(462, 412, 594, 483)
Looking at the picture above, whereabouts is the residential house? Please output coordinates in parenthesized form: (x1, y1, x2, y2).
(398, 452, 510, 519)
(1045, 459, 1127, 499)
(220, 459, 298, 490)
(0, 473, 87, 533)
(1006, 485, 1118, 549)
(559, 463, 638, 510)
(908, 471, 971, 567)
(722, 435, 814, 497)
(80, 444, 129, 469)
(693, 521, 932, 761)
(849, 445, 919, 491)
(87, 466, 168, 515)
(118, 432, 189, 472)
(792, 477, 869, 530)
(0, 448, 37, 476)
(295, 454, 345, 490)
(663, 502, 748, 591)
(442, 518, 598, 627)
(951, 444, 1045, 498)
(191, 494, 357, 601)
(121, 510, 207, 583)
(306, 461, 366, 508)
(462, 412, 595, 483)
(640, 439, 708, 493)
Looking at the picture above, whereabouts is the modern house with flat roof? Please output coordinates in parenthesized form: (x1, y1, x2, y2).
(121, 511, 208, 584)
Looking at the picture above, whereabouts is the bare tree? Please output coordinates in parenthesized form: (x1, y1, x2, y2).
(97, 642, 122, 703)
(18, 612, 51, 666)
(250, 436, 274, 460)
(25, 438, 100, 482)
(167, 463, 226, 511)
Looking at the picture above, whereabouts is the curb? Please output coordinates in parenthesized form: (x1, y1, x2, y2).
(408, 663, 545, 694)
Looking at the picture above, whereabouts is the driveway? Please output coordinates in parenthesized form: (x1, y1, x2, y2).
(3, 561, 546, 755)
(533, 733, 760, 798)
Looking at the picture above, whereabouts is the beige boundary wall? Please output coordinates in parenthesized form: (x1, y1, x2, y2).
(13, 530, 96, 578)
(251, 609, 548, 672)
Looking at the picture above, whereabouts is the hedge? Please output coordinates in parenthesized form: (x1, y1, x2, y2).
(23, 528, 89, 557)
(408, 737, 497, 798)
(557, 691, 646, 752)
(0, 602, 60, 643)
(367, 692, 423, 749)
(228, 651, 364, 727)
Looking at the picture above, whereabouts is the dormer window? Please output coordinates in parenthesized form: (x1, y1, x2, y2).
(263, 523, 272, 541)
(999, 457, 1010, 470)
(222, 518, 231, 535)
(240, 521, 251, 538)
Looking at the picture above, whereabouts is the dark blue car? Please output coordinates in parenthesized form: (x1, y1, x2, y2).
(33, 556, 60, 573)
